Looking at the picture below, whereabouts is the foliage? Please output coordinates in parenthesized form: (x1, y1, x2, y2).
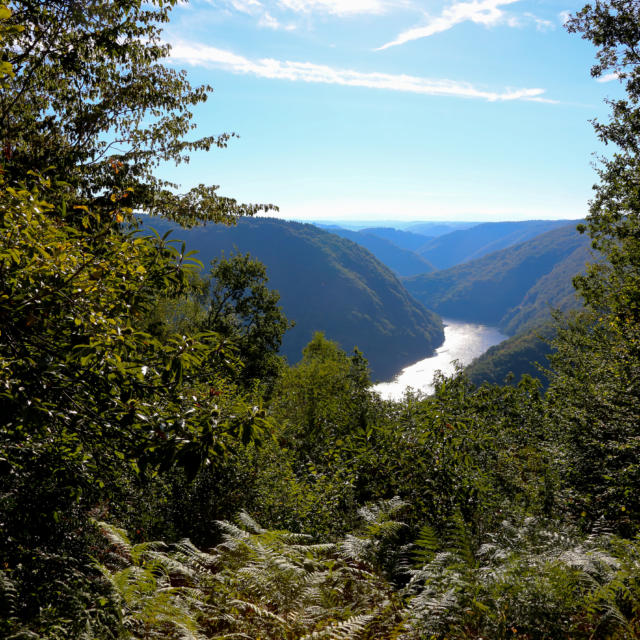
(547, 0, 640, 534)
(203, 251, 291, 392)
(138, 216, 444, 380)
(0, 173, 273, 634)
(404, 223, 589, 327)
(1, 0, 273, 225)
(86, 512, 640, 640)
(403, 516, 640, 640)
(92, 506, 407, 640)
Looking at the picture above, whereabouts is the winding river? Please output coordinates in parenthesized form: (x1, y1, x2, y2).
(373, 319, 507, 401)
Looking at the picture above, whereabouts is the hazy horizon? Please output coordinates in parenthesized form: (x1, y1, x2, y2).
(158, 0, 616, 224)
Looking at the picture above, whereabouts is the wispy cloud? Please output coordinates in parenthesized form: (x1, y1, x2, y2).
(170, 40, 555, 102)
(278, 0, 396, 15)
(229, 0, 264, 13)
(559, 10, 571, 25)
(596, 72, 620, 83)
(377, 0, 520, 50)
(258, 10, 296, 29)
(217, 0, 296, 30)
(523, 12, 553, 31)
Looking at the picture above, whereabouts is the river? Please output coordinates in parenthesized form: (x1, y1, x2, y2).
(373, 318, 507, 401)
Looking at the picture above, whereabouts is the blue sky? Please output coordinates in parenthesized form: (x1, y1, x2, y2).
(160, 0, 622, 222)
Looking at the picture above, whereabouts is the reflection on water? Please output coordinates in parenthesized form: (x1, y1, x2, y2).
(373, 318, 507, 401)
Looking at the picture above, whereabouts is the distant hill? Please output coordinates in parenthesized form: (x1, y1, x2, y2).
(319, 226, 436, 277)
(500, 244, 591, 335)
(143, 217, 444, 379)
(465, 324, 555, 387)
(403, 223, 591, 331)
(417, 220, 575, 270)
(405, 221, 477, 237)
(359, 227, 433, 252)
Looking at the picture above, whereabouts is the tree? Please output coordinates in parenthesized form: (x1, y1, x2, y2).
(1, 0, 273, 225)
(547, 0, 640, 531)
(270, 332, 374, 465)
(0, 4, 273, 634)
(204, 251, 291, 392)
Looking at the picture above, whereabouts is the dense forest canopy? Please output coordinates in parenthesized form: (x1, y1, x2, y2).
(2, 1, 640, 639)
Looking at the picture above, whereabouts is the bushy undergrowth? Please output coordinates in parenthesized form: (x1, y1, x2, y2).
(3, 0, 640, 637)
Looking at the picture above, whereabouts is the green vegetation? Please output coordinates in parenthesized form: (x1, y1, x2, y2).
(142, 216, 444, 380)
(417, 219, 575, 270)
(2, 0, 640, 638)
(465, 323, 555, 387)
(320, 225, 436, 276)
(404, 223, 590, 327)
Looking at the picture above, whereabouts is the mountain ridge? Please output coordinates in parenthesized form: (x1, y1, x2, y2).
(142, 216, 444, 379)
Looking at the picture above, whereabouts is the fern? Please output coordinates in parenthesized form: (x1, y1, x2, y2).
(411, 523, 440, 567)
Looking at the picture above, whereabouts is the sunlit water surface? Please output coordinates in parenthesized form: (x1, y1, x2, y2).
(373, 319, 507, 401)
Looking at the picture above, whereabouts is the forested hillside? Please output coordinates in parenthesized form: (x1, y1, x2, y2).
(360, 226, 434, 252)
(144, 216, 444, 379)
(404, 223, 590, 329)
(417, 219, 574, 269)
(465, 323, 555, 386)
(317, 225, 436, 276)
(3, 1, 640, 639)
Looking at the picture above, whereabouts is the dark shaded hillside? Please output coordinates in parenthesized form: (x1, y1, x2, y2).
(144, 217, 443, 379)
(465, 324, 555, 387)
(320, 226, 436, 276)
(403, 224, 590, 329)
(418, 220, 575, 270)
(501, 244, 592, 335)
(359, 227, 433, 252)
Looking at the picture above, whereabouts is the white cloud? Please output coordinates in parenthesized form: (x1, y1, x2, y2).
(277, 0, 404, 16)
(169, 40, 555, 102)
(215, 0, 296, 29)
(524, 12, 553, 31)
(558, 10, 571, 25)
(597, 72, 620, 83)
(258, 10, 296, 29)
(229, 0, 264, 13)
(378, 0, 520, 50)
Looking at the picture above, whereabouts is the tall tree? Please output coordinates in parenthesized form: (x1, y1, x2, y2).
(1, 0, 273, 225)
(0, 4, 273, 635)
(548, 0, 640, 531)
(204, 252, 291, 392)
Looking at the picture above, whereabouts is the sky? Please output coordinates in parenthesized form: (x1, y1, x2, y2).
(160, 0, 623, 223)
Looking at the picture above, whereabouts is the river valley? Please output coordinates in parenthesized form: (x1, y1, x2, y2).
(374, 319, 507, 400)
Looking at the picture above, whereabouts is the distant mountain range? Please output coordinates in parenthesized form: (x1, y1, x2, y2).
(360, 227, 434, 252)
(416, 220, 574, 270)
(141, 214, 596, 386)
(142, 217, 444, 380)
(403, 223, 591, 331)
(316, 226, 436, 277)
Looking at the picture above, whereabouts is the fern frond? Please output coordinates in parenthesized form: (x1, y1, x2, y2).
(412, 523, 439, 567)
(300, 612, 375, 640)
(235, 510, 267, 534)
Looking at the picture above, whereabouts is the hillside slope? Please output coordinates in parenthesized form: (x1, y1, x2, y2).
(403, 224, 591, 330)
(144, 217, 444, 379)
(321, 227, 436, 276)
(465, 324, 555, 387)
(500, 244, 591, 335)
(418, 220, 575, 270)
(359, 227, 433, 252)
